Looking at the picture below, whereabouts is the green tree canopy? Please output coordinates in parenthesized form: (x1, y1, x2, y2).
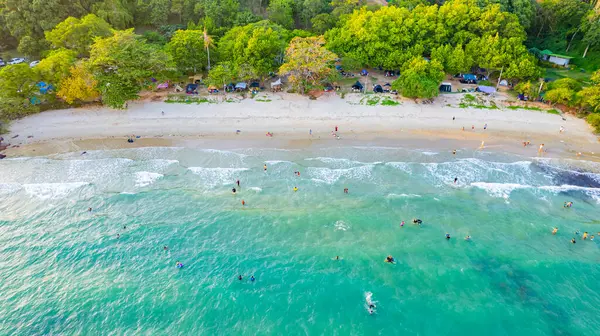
(391, 57, 445, 99)
(89, 29, 173, 108)
(279, 36, 338, 94)
(0, 64, 40, 119)
(35, 49, 78, 88)
(45, 14, 113, 56)
(267, 0, 294, 29)
(165, 30, 208, 74)
(206, 62, 236, 88)
(218, 21, 288, 79)
(325, 0, 527, 70)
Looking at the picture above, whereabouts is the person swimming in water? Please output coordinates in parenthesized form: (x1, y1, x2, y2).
(232, 188, 236, 194)
(250, 275, 255, 282)
(241, 200, 245, 206)
(87, 207, 92, 212)
(412, 218, 422, 225)
(117, 234, 120, 239)
(236, 180, 240, 187)
(465, 235, 471, 241)
(385, 255, 395, 263)
(293, 187, 298, 192)
(366, 292, 376, 314)
(263, 164, 267, 171)
(552, 227, 558, 235)
(400, 220, 405, 227)
(571, 238, 576, 244)
(591, 235, 595, 241)
(454, 177, 458, 184)
(163, 246, 168, 251)
(452, 149, 456, 155)
(176, 261, 184, 268)
(344, 188, 348, 194)
(445, 233, 451, 239)
(238, 275, 243, 281)
(583, 232, 588, 240)
(335, 256, 340, 260)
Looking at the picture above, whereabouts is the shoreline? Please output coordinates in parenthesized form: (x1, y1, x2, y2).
(2, 94, 599, 162)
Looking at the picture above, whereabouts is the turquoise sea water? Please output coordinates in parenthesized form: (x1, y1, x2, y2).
(1, 145, 600, 335)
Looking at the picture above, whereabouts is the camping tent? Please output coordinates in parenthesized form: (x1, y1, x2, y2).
(373, 84, 383, 93)
(235, 82, 247, 91)
(477, 85, 496, 94)
(249, 81, 260, 88)
(462, 74, 477, 81)
(270, 78, 282, 88)
(186, 83, 198, 94)
(439, 83, 452, 93)
(352, 81, 363, 91)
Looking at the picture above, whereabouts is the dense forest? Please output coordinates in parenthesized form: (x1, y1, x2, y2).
(1, 0, 600, 129)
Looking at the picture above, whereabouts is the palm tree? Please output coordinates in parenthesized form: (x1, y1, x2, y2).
(203, 26, 214, 71)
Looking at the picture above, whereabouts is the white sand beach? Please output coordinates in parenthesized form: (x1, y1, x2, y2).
(2, 93, 599, 159)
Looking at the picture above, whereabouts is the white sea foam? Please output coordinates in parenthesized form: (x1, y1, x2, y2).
(421, 151, 438, 156)
(188, 167, 249, 188)
(248, 187, 263, 192)
(470, 182, 530, 199)
(334, 220, 349, 231)
(0, 183, 22, 195)
(264, 160, 292, 165)
(387, 193, 422, 198)
(307, 165, 373, 184)
(22, 182, 89, 199)
(135, 172, 164, 187)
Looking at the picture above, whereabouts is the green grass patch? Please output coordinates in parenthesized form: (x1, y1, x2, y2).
(546, 109, 561, 115)
(365, 96, 380, 106)
(544, 67, 591, 84)
(506, 105, 542, 111)
(381, 98, 400, 106)
(255, 98, 272, 102)
(165, 95, 211, 104)
(463, 94, 476, 102)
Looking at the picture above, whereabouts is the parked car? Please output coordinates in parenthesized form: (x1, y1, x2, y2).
(8, 57, 26, 65)
(29, 60, 40, 67)
(0, 58, 5, 67)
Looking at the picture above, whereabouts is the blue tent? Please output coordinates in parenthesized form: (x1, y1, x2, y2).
(462, 74, 477, 81)
(186, 83, 198, 94)
(37, 82, 54, 94)
(477, 85, 496, 94)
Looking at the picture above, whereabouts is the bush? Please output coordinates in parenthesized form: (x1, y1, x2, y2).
(587, 113, 600, 133)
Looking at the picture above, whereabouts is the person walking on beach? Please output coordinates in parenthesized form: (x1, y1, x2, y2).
(484, 123, 487, 130)
(335, 126, 338, 132)
(538, 144, 545, 155)
(310, 129, 312, 136)
(472, 125, 474, 130)
(236, 180, 240, 187)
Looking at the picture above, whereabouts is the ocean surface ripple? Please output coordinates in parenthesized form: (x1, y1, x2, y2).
(1, 146, 599, 335)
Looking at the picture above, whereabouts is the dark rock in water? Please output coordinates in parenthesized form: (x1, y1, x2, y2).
(534, 162, 600, 188)
(0, 154, 6, 159)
